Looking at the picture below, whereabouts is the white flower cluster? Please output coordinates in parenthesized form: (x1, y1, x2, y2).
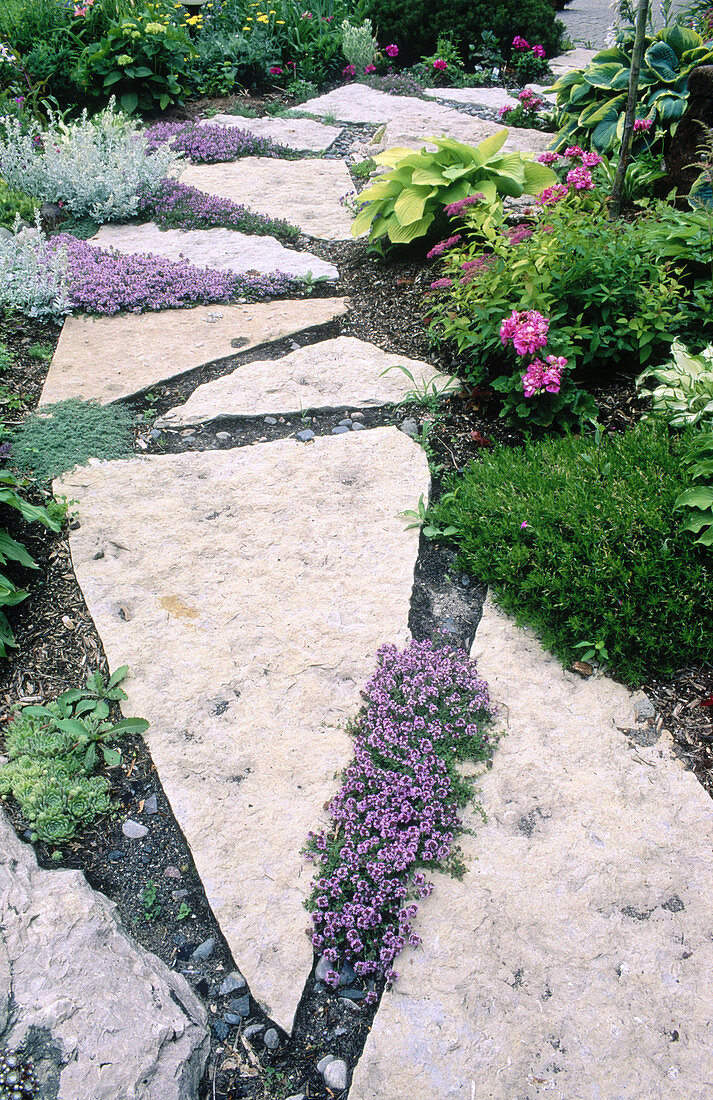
(0, 218, 72, 320)
(341, 18, 378, 72)
(0, 98, 177, 223)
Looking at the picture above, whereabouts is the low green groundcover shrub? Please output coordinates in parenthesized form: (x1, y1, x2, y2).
(428, 420, 713, 683)
(11, 398, 135, 483)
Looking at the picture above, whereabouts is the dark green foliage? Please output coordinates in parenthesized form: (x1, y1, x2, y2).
(0, 179, 38, 230)
(364, 0, 563, 67)
(429, 421, 713, 683)
(11, 398, 134, 482)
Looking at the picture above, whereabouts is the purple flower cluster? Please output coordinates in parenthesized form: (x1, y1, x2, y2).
(143, 121, 290, 164)
(426, 234, 461, 260)
(137, 177, 300, 243)
(49, 235, 295, 315)
(305, 640, 496, 990)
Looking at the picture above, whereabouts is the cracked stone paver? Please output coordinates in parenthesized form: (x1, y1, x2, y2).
(155, 336, 458, 426)
(350, 597, 713, 1100)
(57, 429, 429, 1034)
(89, 223, 338, 281)
(40, 298, 349, 406)
(201, 114, 345, 152)
(179, 158, 355, 240)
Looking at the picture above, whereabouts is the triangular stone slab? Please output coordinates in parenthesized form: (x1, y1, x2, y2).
(89, 223, 338, 281)
(40, 298, 349, 406)
(57, 429, 429, 1033)
(155, 336, 458, 426)
(179, 158, 355, 240)
(202, 113, 344, 152)
(351, 597, 713, 1099)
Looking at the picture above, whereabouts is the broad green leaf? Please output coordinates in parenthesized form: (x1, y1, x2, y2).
(374, 147, 420, 167)
(351, 203, 377, 237)
(644, 41, 679, 83)
(689, 170, 713, 210)
(410, 167, 448, 185)
(659, 24, 702, 58)
(474, 129, 509, 163)
(0, 530, 37, 568)
(387, 212, 434, 243)
(681, 507, 712, 532)
(522, 160, 558, 195)
(101, 746, 122, 767)
(107, 665, 129, 689)
(110, 718, 150, 734)
(120, 92, 139, 113)
(694, 525, 713, 546)
(656, 94, 686, 122)
(675, 486, 713, 509)
(583, 63, 624, 89)
(56, 717, 92, 736)
(550, 71, 585, 93)
(570, 81, 593, 106)
(393, 185, 434, 226)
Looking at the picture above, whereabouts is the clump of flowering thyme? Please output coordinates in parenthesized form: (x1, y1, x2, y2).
(305, 639, 496, 995)
(143, 121, 291, 163)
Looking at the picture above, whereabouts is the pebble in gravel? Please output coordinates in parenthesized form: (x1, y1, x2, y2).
(219, 971, 246, 995)
(338, 988, 365, 1001)
(122, 819, 148, 839)
(163, 865, 181, 879)
(228, 993, 251, 1017)
(315, 954, 333, 982)
(323, 1059, 348, 1091)
(352, 421, 366, 430)
(332, 425, 350, 434)
(264, 1028, 280, 1050)
(243, 1024, 265, 1039)
(339, 962, 357, 986)
(317, 1055, 336, 1073)
(338, 418, 352, 426)
(265, 416, 278, 424)
(399, 417, 419, 438)
(191, 936, 215, 961)
(295, 428, 315, 441)
(215, 431, 231, 442)
(635, 697, 656, 722)
(212, 1019, 229, 1041)
(143, 793, 158, 814)
(224, 1012, 243, 1025)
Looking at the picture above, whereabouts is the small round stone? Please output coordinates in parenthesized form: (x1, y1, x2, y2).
(323, 1059, 348, 1091)
(264, 1028, 280, 1050)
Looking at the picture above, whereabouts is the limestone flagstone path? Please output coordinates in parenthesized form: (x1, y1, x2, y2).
(291, 85, 552, 153)
(40, 298, 348, 406)
(89, 223, 339, 281)
(180, 158, 355, 240)
(201, 113, 344, 152)
(423, 86, 518, 111)
(1, 807, 209, 1099)
(57, 429, 430, 1033)
(548, 46, 598, 78)
(350, 597, 713, 1100)
(155, 336, 458, 427)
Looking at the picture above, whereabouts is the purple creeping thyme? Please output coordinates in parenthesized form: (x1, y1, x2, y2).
(305, 639, 497, 993)
(48, 235, 295, 315)
(143, 121, 291, 164)
(137, 178, 300, 243)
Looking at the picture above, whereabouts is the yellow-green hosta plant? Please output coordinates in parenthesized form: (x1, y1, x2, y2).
(637, 339, 713, 427)
(350, 131, 557, 247)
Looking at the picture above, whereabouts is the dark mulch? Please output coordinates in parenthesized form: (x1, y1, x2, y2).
(0, 131, 711, 1097)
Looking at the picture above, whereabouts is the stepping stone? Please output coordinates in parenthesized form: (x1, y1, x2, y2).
(89, 223, 338, 282)
(548, 47, 598, 78)
(202, 113, 344, 152)
(40, 298, 348, 406)
(351, 597, 713, 1100)
(293, 85, 551, 153)
(57, 428, 429, 1034)
(155, 337, 458, 427)
(423, 86, 518, 111)
(0, 807, 208, 1099)
(180, 158, 354, 240)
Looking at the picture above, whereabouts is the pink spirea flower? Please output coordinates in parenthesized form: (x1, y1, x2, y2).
(506, 223, 533, 245)
(385, 43, 398, 57)
(426, 234, 461, 259)
(633, 117, 653, 132)
(532, 43, 546, 58)
(444, 193, 485, 217)
(537, 151, 561, 165)
(364, 63, 377, 73)
(430, 277, 453, 289)
(342, 63, 356, 77)
(500, 309, 550, 356)
(433, 59, 448, 70)
(537, 183, 569, 206)
(566, 166, 594, 191)
(512, 35, 529, 49)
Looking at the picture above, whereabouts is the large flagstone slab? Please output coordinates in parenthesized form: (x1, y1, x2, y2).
(179, 158, 354, 240)
(423, 86, 518, 111)
(202, 113, 344, 152)
(40, 298, 349, 406)
(1, 807, 209, 1100)
(549, 47, 597, 78)
(57, 429, 429, 1034)
(155, 336, 458, 426)
(293, 85, 551, 153)
(351, 597, 713, 1100)
(89, 222, 338, 282)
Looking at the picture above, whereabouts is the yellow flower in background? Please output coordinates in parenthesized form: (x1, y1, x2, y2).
(117, 54, 133, 65)
(257, 14, 268, 21)
(275, 18, 284, 22)
(145, 21, 165, 32)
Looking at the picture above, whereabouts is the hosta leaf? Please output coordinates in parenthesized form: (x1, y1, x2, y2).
(351, 203, 378, 237)
(675, 486, 713, 509)
(410, 167, 448, 185)
(569, 81, 593, 106)
(393, 185, 435, 226)
(438, 180, 472, 204)
(694, 525, 713, 546)
(680, 507, 713, 532)
(689, 170, 713, 210)
(522, 160, 558, 195)
(655, 94, 686, 122)
(583, 62, 624, 89)
(591, 100, 626, 151)
(644, 41, 679, 83)
(387, 212, 434, 243)
(473, 129, 509, 163)
(660, 24, 702, 58)
(374, 147, 418, 167)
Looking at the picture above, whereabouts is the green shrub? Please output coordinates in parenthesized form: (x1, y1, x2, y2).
(551, 26, 713, 153)
(363, 0, 563, 67)
(351, 131, 556, 248)
(428, 421, 713, 683)
(11, 398, 135, 483)
(0, 180, 38, 230)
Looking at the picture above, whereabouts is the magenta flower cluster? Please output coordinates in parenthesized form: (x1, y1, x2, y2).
(385, 44, 398, 58)
(143, 121, 289, 164)
(49, 235, 295, 315)
(633, 117, 653, 132)
(512, 36, 545, 57)
(499, 87, 545, 118)
(501, 310, 568, 398)
(426, 234, 461, 260)
(522, 354, 566, 397)
(305, 640, 496, 990)
(444, 193, 485, 217)
(433, 59, 448, 71)
(137, 177, 299, 243)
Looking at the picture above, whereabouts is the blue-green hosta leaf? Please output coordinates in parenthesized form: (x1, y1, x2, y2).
(590, 98, 627, 151)
(655, 94, 686, 122)
(659, 24, 703, 59)
(689, 170, 713, 210)
(644, 41, 679, 83)
(569, 81, 593, 107)
(578, 97, 621, 127)
(582, 62, 624, 89)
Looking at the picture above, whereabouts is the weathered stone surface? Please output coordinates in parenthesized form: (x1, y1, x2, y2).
(179, 159, 354, 240)
(155, 337, 458, 426)
(0, 807, 209, 1100)
(89, 222, 338, 282)
(40, 298, 349, 406)
(351, 598, 713, 1099)
(292, 86, 551, 153)
(548, 47, 598, 78)
(423, 86, 518, 110)
(201, 114, 344, 152)
(57, 429, 429, 1034)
